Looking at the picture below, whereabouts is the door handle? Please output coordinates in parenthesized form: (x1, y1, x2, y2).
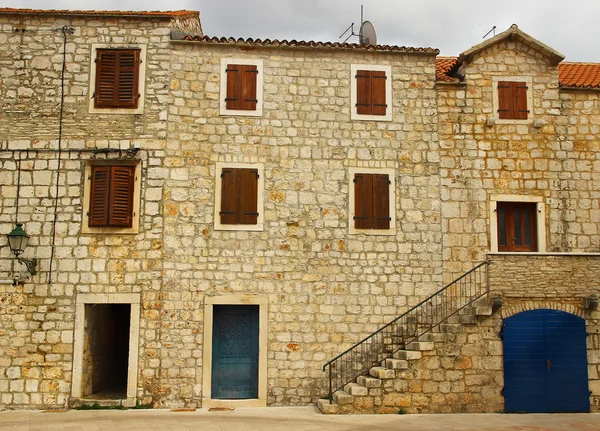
(547, 359, 551, 370)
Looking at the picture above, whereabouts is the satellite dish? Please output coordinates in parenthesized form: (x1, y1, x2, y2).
(359, 21, 377, 45)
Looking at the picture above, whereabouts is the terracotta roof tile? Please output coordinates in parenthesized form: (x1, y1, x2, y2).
(436, 56, 459, 82)
(0, 8, 198, 19)
(559, 62, 600, 88)
(179, 35, 439, 55)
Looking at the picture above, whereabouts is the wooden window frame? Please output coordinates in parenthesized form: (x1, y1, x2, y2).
(82, 161, 141, 235)
(350, 64, 392, 122)
(496, 202, 538, 252)
(492, 76, 533, 124)
(214, 162, 264, 231)
(88, 44, 146, 115)
(219, 59, 263, 117)
(348, 167, 396, 235)
(490, 195, 546, 253)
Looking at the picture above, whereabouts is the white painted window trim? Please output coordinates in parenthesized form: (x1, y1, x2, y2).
(219, 58, 264, 117)
(88, 43, 147, 115)
(348, 167, 396, 236)
(350, 64, 393, 122)
(489, 194, 546, 253)
(202, 295, 268, 408)
(81, 161, 142, 235)
(214, 162, 265, 231)
(71, 293, 141, 407)
(491, 76, 533, 124)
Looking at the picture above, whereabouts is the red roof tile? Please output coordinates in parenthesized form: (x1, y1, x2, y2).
(436, 56, 459, 82)
(179, 35, 439, 54)
(559, 62, 600, 88)
(0, 8, 198, 19)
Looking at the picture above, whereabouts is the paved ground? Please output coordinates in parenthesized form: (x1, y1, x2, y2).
(0, 407, 598, 431)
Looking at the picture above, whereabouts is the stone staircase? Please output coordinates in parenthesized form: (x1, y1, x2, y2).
(317, 300, 493, 414)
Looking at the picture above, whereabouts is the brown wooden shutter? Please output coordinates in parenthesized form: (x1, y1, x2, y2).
(89, 166, 110, 226)
(225, 64, 242, 110)
(372, 174, 390, 229)
(220, 168, 238, 224)
(515, 83, 528, 119)
(371, 71, 387, 116)
(238, 168, 259, 224)
(354, 173, 373, 229)
(108, 166, 135, 227)
(95, 50, 117, 108)
(241, 65, 258, 111)
(356, 70, 372, 115)
(497, 81, 513, 119)
(115, 50, 140, 108)
(95, 49, 140, 109)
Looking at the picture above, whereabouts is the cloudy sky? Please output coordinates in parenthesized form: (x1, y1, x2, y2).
(6, 0, 599, 62)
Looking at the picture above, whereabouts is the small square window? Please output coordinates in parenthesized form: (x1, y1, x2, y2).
(88, 44, 147, 115)
(220, 59, 263, 117)
(490, 195, 546, 253)
(82, 162, 141, 234)
(214, 163, 264, 231)
(350, 65, 392, 121)
(348, 168, 396, 235)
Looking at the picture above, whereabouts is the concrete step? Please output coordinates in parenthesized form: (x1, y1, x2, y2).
(317, 398, 339, 414)
(405, 341, 434, 351)
(447, 314, 477, 325)
(393, 350, 422, 360)
(437, 323, 463, 333)
(344, 382, 368, 396)
(385, 358, 409, 370)
(475, 306, 492, 316)
(356, 376, 381, 388)
(369, 366, 395, 379)
(429, 332, 449, 343)
(333, 390, 353, 405)
(418, 333, 434, 342)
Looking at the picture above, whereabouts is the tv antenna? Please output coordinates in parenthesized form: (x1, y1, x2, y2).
(340, 5, 377, 45)
(483, 25, 496, 39)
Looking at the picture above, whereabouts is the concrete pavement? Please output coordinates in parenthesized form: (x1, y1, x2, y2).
(0, 407, 599, 431)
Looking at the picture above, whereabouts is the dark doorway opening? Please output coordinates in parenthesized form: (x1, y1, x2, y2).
(83, 303, 131, 399)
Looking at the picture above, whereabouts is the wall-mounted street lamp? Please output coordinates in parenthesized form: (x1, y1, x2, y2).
(6, 223, 37, 275)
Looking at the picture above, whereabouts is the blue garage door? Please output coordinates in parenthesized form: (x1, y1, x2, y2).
(503, 309, 589, 413)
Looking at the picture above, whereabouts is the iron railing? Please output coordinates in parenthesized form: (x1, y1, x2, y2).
(322, 261, 489, 401)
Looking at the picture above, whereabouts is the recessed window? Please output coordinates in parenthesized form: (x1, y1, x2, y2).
(82, 163, 141, 234)
(497, 202, 537, 252)
(220, 59, 263, 117)
(350, 65, 392, 121)
(214, 163, 264, 231)
(348, 167, 396, 235)
(88, 44, 147, 115)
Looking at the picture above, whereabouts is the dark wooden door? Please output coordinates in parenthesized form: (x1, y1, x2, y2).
(211, 305, 259, 399)
(497, 202, 537, 252)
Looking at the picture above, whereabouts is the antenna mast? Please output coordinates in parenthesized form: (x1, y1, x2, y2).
(483, 25, 497, 39)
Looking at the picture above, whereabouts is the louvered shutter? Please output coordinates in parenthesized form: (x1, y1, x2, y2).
(515, 83, 528, 119)
(373, 174, 390, 229)
(225, 64, 242, 110)
(115, 50, 140, 108)
(356, 70, 372, 115)
(497, 81, 513, 119)
(371, 71, 387, 116)
(220, 168, 238, 224)
(239, 168, 259, 224)
(95, 50, 117, 108)
(95, 49, 140, 109)
(108, 166, 135, 227)
(89, 166, 110, 226)
(354, 174, 373, 229)
(241, 65, 258, 111)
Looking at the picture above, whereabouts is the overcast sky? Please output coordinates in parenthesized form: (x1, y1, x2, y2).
(5, 0, 599, 62)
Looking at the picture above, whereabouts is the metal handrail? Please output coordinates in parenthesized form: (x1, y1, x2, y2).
(322, 261, 489, 402)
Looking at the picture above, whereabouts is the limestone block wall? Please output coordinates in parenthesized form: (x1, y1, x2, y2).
(164, 42, 443, 406)
(437, 40, 600, 279)
(488, 253, 600, 411)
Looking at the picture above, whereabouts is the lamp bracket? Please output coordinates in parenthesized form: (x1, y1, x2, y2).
(17, 257, 38, 276)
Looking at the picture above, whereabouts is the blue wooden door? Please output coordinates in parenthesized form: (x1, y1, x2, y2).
(211, 305, 259, 399)
(503, 309, 589, 413)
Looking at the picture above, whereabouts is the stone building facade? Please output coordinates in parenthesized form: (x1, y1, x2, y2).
(0, 8, 598, 413)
